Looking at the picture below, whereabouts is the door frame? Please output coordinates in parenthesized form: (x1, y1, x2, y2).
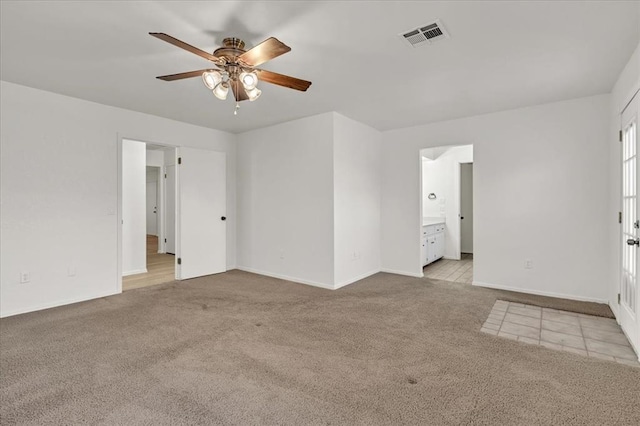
(145, 167, 161, 238)
(459, 162, 474, 256)
(453, 160, 461, 261)
(116, 134, 178, 292)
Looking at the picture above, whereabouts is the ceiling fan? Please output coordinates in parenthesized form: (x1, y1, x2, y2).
(149, 33, 312, 114)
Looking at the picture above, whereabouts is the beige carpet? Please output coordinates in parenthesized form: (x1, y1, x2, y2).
(1, 271, 638, 425)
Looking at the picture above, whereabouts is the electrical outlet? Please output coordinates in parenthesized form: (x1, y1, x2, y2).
(20, 271, 30, 283)
(524, 259, 533, 269)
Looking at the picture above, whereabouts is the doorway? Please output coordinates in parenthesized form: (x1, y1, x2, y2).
(118, 138, 228, 292)
(122, 143, 176, 290)
(420, 145, 474, 283)
(460, 163, 473, 255)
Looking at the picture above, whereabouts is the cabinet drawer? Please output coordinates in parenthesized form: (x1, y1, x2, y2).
(424, 225, 436, 235)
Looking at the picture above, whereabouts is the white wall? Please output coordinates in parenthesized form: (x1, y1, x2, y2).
(236, 113, 335, 288)
(333, 113, 382, 287)
(122, 139, 146, 275)
(146, 149, 164, 167)
(609, 41, 640, 318)
(421, 157, 447, 218)
(382, 94, 611, 302)
(237, 112, 383, 289)
(0, 81, 237, 317)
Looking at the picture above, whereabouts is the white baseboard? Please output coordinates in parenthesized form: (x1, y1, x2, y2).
(472, 280, 608, 304)
(0, 290, 120, 318)
(122, 268, 148, 277)
(236, 267, 335, 290)
(334, 269, 380, 289)
(618, 321, 640, 361)
(380, 268, 424, 278)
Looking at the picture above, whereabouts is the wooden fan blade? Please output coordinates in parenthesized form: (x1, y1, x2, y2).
(156, 69, 212, 81)
(150, 32, 222, 64)
(231, 80, 249, 102)
(238, 37, 291, 67)
(255, 69, 312, 92)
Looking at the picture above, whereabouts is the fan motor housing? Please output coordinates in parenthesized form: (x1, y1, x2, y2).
(214, 37, 246, 61)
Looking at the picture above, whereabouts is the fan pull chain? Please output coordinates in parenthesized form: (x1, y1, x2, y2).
(234, 102, 240, 115)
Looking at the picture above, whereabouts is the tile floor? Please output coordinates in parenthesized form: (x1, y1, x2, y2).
(481, 300, 639, 367)
(423, 253, 473, 284)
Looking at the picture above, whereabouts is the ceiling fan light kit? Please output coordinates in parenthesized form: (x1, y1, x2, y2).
(202, 70, 221, 90)
(150, 33, 312, 115)
(213, 80, 229, 101)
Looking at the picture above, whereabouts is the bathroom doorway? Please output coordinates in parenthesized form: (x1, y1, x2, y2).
(420, 145, 474, 283)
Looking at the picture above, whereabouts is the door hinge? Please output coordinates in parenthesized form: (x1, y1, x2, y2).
(164, 173, 167, 178)
(178, 157, 182, 165)
(164, 238, 167, 243)
(619, 130, 623, 142)
(619, 211, 622, 224)
(177, 258, 182, 265)
(617, 293, 621, 304)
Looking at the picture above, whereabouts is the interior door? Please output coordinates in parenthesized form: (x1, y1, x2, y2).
(146, 180, 158, 236)
(620, 91, 639, 352)
(165, 165, 176, 255)
(177, 147, 226, 280)
(460, 163, 473, 254)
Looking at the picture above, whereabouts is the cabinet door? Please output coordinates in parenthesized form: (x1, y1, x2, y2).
(436, 233, 445, 259)
(427, 236, 436, 263)
(422, 235, 428, 266)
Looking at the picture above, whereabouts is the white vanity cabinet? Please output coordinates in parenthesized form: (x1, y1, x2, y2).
(422, 223, 445, 266)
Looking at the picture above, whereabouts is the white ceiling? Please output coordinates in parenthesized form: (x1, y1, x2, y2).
(1, 1, 638, 134)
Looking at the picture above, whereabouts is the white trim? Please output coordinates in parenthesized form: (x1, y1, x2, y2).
(175, 147, 182, 280)
(472, 280, 608, 304)
(0, 290, 119, 319)
(615, 309, 640, 360)
(334, 269, 380, 289)
(236, 267, 336, 290)
(380, 268, 424, 278)
(122, 268, 148, 277)
(453, 160, 462, 260)
(620, 87, 640, 115)
(116, 133, 123, 294)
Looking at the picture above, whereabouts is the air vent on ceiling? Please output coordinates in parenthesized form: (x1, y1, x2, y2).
(399, 19, 450, 48)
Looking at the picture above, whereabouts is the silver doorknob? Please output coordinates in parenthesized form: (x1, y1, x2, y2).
(627, 238, 639, 246)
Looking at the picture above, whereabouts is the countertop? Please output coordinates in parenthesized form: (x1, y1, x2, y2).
(423, 217, 445, 226)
